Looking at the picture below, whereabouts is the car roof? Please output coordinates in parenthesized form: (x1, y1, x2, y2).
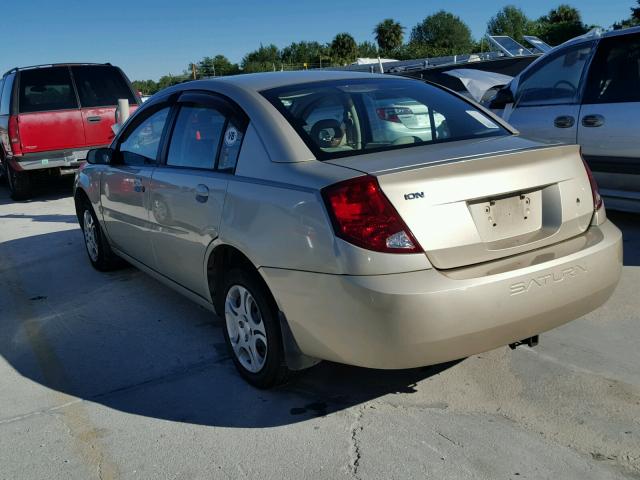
(3, 63, 113, 77)
(195, 70, 411, 93)
(561, 25, 640, 49)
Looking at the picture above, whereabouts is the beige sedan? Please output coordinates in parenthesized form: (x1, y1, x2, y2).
(74, 71, 622, 387)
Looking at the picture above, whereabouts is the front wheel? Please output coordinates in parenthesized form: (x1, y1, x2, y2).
(219, 269, 291, 388)
(80, 201, 122, 271)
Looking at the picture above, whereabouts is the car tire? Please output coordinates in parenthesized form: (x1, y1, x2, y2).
(218, 268, 291, 388)
(79, 200, 122, 272)
(6, 162, 32, 200)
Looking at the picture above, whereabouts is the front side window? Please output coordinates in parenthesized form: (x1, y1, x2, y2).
(167, 106, 226, 169)
(119, 107, 170, 166)
(516, 44, 593, 107)
(583, 34, 640, 104)
(19, 67, 77, 113)
(262, 78, 507, 160)
(71, 65, 136, 108)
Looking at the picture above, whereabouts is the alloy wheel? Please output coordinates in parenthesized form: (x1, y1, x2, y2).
(225, 285, 268, 373)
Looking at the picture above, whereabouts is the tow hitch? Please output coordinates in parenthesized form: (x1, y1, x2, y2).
(509, 335, 539, 350)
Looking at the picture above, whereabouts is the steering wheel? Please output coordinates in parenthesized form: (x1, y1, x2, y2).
(310, 119, 345, 148)
(553, 80, 576, 97)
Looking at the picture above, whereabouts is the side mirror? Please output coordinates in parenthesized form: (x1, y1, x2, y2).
(86, 147, 113, 165)
(488, 87, 515, 110)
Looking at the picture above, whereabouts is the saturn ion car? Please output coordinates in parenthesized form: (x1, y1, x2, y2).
(74, 71, 622, 388)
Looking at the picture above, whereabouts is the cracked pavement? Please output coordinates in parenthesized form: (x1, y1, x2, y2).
(0, 179, 639, 480)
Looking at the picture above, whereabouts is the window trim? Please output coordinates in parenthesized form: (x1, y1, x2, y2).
(582, 33, 640, 105)
(514, 41, 596, 108)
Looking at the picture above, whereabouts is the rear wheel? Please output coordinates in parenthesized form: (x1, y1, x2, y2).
(79, 201, 122, 271)
(218, 268, 291, 388)
(6, 162, 32, 200)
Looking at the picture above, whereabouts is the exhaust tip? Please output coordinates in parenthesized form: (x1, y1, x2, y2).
(509, 335, 539, 350)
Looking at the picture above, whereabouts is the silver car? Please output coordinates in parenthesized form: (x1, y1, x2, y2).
(489, 26, 640, 213)
(74, 71, 622, 388)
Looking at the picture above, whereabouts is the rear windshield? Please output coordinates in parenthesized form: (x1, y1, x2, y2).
(262, 78, 508, 160)
(71, 65, 136, 108)
(19, 67, 77, 113)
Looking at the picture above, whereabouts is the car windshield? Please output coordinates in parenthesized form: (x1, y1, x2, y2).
(262, 78, 508, 160)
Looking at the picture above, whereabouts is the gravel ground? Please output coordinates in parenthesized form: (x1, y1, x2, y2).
(0, 178, 638, 480)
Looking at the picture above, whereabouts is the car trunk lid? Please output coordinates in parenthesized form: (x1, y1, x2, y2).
(325, 137, 595, 269)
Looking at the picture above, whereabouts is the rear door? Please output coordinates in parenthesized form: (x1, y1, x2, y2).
(578, 33, 640, 200)
(16, 66, 85, 153)
(506, 42, 594, 145)
(71, 65, 139, 148)
(101, 105, 171, 268)
(148, 91, 247, 297)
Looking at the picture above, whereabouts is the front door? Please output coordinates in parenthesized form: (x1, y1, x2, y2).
(101, 106, 171, 268)
(148, 93, 247, 297)
(578, 32, 640, 198)
(506, 42, 594, 145)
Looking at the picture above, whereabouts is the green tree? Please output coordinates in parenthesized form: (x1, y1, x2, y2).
(330, 33, 358, 65)
(198, 55, 239, 77)
(241, 44, 281, 73)
(357, 41, 379, 58)
(487, 6, 531, 44)
(374, 18, 404, 54)
(280, 41, 329, 67)
(535, 4, 588, 45)
(410, 11, 474, 54)
(614, 0, 640, 28)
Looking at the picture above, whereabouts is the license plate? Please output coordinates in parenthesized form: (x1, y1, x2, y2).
(469, 191, 543, 242)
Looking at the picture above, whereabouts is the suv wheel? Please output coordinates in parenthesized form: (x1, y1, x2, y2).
(6, 162, 32, 200)
(219, 269, 291, 388)
(80, 201, 122, 271)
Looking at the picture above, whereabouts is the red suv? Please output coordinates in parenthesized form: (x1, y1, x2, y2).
(0, 63, 140, 199)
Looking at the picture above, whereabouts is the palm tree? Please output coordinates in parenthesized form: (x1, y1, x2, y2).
(330, 33, 358, 65)
(374, 19, 404, 54)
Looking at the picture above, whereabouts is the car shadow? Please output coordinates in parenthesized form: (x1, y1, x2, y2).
(608, 210, 640, 266)
(0, 228, 459, 428)
(0, 175, 74, 206)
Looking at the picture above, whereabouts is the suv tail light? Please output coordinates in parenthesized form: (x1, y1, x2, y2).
(376, 107, 412, 123)
(8, 115, 22, 157)
(581, 154, 603, 211)
(322, 175, 422, 254)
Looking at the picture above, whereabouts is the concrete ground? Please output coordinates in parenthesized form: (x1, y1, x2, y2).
(0, 178, 638, 480)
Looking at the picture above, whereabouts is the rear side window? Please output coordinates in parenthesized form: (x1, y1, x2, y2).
(167, 106, 226, 169)
(19, 67, 77, 113)
(71, 66, 136, 108)
(262, 78, 507, 160)
(584, 34, 640, 104)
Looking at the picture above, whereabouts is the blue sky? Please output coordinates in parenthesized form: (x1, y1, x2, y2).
(2, 0, 633, 81)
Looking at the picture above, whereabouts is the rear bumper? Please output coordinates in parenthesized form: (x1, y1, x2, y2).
(9, 147, 101, 171)
(261, 220, 622, 369)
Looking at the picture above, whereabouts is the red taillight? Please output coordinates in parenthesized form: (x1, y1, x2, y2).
(322, 175, 422, 254)
(376, 107, 412, 123)
(8, 115, 22, 156)
(581, 156, 603, 211)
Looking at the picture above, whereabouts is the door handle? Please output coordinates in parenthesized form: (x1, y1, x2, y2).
(195, 184, 209, 203)
(582, 114, 605, 127)
(554, 115, 575, 128)
(87, 116, 102, 123)
(133, 178, 145, 193)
